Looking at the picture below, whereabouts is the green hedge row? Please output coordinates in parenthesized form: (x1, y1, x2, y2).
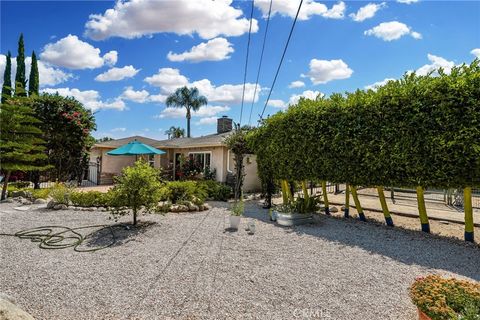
(247, 61, 480, 189)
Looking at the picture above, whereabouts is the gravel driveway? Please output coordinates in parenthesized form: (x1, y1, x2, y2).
(1, 201, 479, 320)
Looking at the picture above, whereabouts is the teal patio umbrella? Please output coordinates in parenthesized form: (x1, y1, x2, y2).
(107, 140, 166, 160)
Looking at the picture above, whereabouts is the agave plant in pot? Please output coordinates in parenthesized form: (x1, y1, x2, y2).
(230, 199, 244, 230)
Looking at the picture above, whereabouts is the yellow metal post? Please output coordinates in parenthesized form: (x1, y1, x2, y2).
(377, 186, 393, 226)
(301, 181, 309, 200)
(416, 186, 430, 233)
(464, 187, 474, 242)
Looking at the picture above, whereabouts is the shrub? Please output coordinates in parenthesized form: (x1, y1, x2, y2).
(166, 181, 207, 204)
(108, 160, 164, 225)
(8, 181, 31, 189)
(410, 275, 480, 320)
(70, 191, 107, 207)
(49, 183, 72, 205)
(197, 180, 231, 201)
(31, 188, 50, 199)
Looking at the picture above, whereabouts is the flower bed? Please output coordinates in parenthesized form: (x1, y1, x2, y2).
(410, 275, 480, 320)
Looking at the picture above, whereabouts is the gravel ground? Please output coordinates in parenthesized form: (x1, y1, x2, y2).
(1, 201, 479, 320)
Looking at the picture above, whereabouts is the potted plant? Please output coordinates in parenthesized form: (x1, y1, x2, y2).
(410, 275, 480, 320)
(273, 196, 318, 226)
(230, 199, 244, 230)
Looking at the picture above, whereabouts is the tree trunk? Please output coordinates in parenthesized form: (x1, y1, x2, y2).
(321, 181, 330, 215)
(186, 108, 191, 138)
(377, 186, 393, 226)
(344, 183, 350, 218)
(133, 207, 137, 226)
(32, 171, 41, 189)
(1, 171, 11, 200)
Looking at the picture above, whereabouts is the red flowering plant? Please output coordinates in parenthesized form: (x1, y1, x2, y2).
(28, 94, 96, 183)
(410, 275, 480, 320)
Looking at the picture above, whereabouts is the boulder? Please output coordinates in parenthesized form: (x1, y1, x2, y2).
(10, 191, 26, 198)
(21, 199, 32, 205)
(203, 203, 210, 210)
(170, 205, 180, 213)
(0, 298, 35, 320)
(178, 204, 189, 212)
(34, 198, 47, 204)
(1, 198, 14, 203)
(329, 206, 339, 213)
(53, 204, 68, 210)
(47, 200, 56, 209)
(189, 204, 199, 212)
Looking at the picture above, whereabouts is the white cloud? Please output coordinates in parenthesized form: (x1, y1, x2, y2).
(40, 34, 118, 69)
(288, 80, 305, 88)
(144, 68, 262, 105)
(144, 68, 189, 93)
(84, 0, 258, 40)
(471, 48, 480, 58)
(255, 0, 345, 20)
(0, 54, 72, 88)
(303, 58, 353, 84)
(148, 94, 168, 103)
(41, 87, 126, 111)
(415, 54, 454, 76)
(364, 21, 422, 41)
(167, 37, 234, 62)
(111, 127, 126, 132)
(397, 0, 418, 4)
(267, 99, 287, 108)
(195, 117, 218, 125)
(349, 2, 386, 22)
(121, 87, 150, 103)
(95, 65, 140, 82)
(289, 90, 324, 105)
(156, 105, 230, 119)
(364, 78, 396, 90)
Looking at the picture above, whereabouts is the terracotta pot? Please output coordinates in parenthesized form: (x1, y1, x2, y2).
(418, 309, 432, 320)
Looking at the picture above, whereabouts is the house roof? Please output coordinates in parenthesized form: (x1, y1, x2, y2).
(93, 132, 232, 150)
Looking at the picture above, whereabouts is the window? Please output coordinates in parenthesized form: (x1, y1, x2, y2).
(188, 152, 211, 170)
(148, 155, 155, 167)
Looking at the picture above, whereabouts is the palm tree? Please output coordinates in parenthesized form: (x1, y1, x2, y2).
(166, 86, 207, 138)
(165, 126, 185, 139)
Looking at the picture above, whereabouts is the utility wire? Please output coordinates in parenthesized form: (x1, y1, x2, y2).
(239, 0, 255, 128)
(259, 0, 303, 121)
(248, 0, 273, 126)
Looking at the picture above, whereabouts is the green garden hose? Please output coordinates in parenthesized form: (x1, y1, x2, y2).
(0, 224, 125, 252)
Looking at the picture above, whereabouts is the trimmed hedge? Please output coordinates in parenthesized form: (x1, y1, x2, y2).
(247, 61, 480, 189)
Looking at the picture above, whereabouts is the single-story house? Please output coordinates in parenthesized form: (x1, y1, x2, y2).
(89, 116, 261, 192)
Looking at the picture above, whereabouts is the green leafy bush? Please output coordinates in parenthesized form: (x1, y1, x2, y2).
(108, 160, 164, 225)
(410, 275, 480, 320)
(197, 180, 231, 201)
(8, 181, 31, 189)
(70, 191, 107, 207)
(31, 188, 50, 199)
(166, 181, 207, 204)
(49, 183, 72, 205)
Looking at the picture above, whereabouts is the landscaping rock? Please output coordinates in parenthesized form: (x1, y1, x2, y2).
(329, 206, 339, 213)
(189, 204, 199, 212)
(0, 298, 35, 320)
(1, 198, 14, 203)
(53, 204, 68, 210)
(178, 205, 189, 212)
(21, 199, 33, 205)
(203, 203, 210, 210)
(170, 205, 180, 213)
(47, 200, 56, 209)
(34, 198, 47, 204)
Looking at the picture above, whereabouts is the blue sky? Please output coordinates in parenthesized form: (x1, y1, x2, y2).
(1, 0, 479, 140)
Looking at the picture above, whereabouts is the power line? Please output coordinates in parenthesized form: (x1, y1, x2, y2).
(239, 0, 255, 127)
(259, 0, 303, 121)
(248, 0, 273, 126)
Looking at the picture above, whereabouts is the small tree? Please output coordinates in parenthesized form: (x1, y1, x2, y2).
(224, 127, 251, 200)
(1, 51, 12, 103)
(28, 51, 39, 96)
(108, 160, 163, 225)
(14, 33, 27, 97)
(0, 98, 49, 199)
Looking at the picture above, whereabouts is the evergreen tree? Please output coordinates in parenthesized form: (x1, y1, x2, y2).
(1, 51, 12, 103)
(0, 98, 49, 199)
(14, 33, 27, 97)
(28, 50, 39, 96)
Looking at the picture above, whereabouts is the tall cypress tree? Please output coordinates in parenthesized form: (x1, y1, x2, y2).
(1, 51, 12, 103)
(14, 33, 27, 97)
(28, 50, 39, 96)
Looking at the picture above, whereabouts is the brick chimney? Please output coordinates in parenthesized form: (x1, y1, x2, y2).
(217, 116, 233, 134)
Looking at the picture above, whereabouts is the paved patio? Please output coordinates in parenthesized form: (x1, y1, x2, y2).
(1, 201, 479, 320)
